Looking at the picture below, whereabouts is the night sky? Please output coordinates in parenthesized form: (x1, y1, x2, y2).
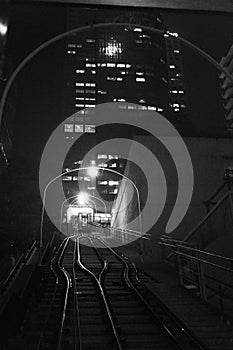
(5, 3, 233, 175)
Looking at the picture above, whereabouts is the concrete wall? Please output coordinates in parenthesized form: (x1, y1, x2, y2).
(112, 137, 233, 251)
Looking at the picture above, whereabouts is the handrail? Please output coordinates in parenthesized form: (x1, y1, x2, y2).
(175, 251, 233, 274)
(160, 239, 233, 265)
(0, 253, 24, 292)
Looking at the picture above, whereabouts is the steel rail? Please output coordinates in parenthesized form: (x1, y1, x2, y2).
(96, 237, 209, 350)
(77, 236, 123, 350)
(57, 238, 72, 350)
(36, 239, 66, 349)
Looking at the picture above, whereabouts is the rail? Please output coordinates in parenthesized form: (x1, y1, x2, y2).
(159, 238, 233, 323)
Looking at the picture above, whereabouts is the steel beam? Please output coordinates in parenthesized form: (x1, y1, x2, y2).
(29, 0, 233, 13)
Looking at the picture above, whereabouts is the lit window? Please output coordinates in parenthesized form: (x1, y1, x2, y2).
(171, 90, 178, 93)
(62, 176, 72, 181)
(139, 99, 145, 103)
(142, 34, 151, 39)
(98, 180, 108, 185)
(136, 72, 144, 76)
(76, 69, 85, 73)
(98, 154, 107, 159)
(85, 104, 95, 108)
(76, 89, 84, 93)
(86, 83, 96, 87)
(109, 188, 118, 194)
(100, 63, 106, 67)
(181, 104, 186, 108)
(68, 43, 75, 48)
(169, 65, 175, 69)
(174, 50, 180, 53)
(76, 82, 84, 86)
(158, 108, 163, 112)
(85, 89, 96, 94)
(136, 77, 146, 82)
(87, 186, 96, 190)
(110, 163, 117, 168)
(85, 125, 95, 133)
(75, 124, 84, 132)
(173, 103, 179, 107)
(135, 40, 143, 44)
(67, 50, 76, 54)
(64, 124, 73, 133)
(148, 106, 157, 110)
(169, 32, 179, 37)
(85, 97, 96, 101)
(179, 90, 184, 94)
(91, 70, 96, 74)
(174, 108, 180, 112)
(176, 73, 182, 77)
(117, 64, 125, 68)
(107, 76, 116, 81)
(75, 97, 84, 100)
(126, 64, 131, 68)
(134, 28, 142, 32)
(86, 63, 91, 67)
(117, 77, 123, 81)
(109, 180, 119, 186)
(97, 90, 107, 95)
(107, 63, 115, 67)
(84, 177, 90, 182)
(76, 44, 82, 48)
(75, 103, 84, 107)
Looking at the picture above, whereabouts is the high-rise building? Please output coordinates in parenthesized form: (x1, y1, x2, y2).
(0, 0, 16, 173)
(220, 44, 233, 134)
(61, 7, 189, 207)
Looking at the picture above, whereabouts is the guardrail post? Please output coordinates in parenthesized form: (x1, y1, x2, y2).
(175, 246, 183, 286)
(196, 250, 206, 300)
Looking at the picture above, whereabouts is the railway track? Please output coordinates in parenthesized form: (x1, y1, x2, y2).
(7, 232, 209, 350)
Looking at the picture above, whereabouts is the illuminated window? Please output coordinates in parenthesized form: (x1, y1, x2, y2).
(135, 40, 143, 44)
(126, 64, 131, 68)
(136, 72, 144, 76)
(117, 63, 125, 68)
(98, 154, 107, 159)
(75, 103, 84, 107)
(84, 177, 90, 182)
(139, 99, 145, 103)
(62, 176, 72, 181)
(87, 186, 96, 190)
(109, 188, 118, 194)
(171, 90, 178, 93)
(99, 39, 123, 57)
(85, 89, 96, 94)
(109, 163, 117, 168)
(109, 180, 119, 186)
(117, 77, 123, 81)
(75, 124, 84, 132)
(134, 28, 142, 32)
(86, 83, 96, 87)
(98, 162, 108, 167)
(91, 70, 96, 74)
(174, 50, 180, 53)
(75, 97, 84, 100)
(158, 108, 163, 112)
(76, 69, 85, 73)
(148, 106, 157, 110)
(67, 50, 76, 54)
(76, 82, 84, 86)
(76, 89, 84, 93)
(107, 63, 116, 67)
(64, 124, 73, 133)
(174, 108, 180, 112)
(76, 44, 82, 48)
(179, 90, 184, 94)
(169, 65, 175, 69)
(107, 76, 116, 81)
(120, 71, 126, 75)
(85, 104, 95, 108)
(98, 180, 108, 185)
(85, 125, 95, 133)
(85, 97, 96, 101)
(173, 103, 179, 107)
(136, 77, 146, 82)
(98, 90, 107, 95)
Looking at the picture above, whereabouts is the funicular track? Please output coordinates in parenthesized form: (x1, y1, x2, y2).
(7, 234, 210, 350)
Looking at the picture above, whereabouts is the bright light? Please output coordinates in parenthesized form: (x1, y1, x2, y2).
(78, 192, 89, 205)
(87, 166, 99, 178)
(0, 22, 7, 36)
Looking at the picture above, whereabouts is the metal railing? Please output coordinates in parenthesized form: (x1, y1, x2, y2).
(159, 237, 233, 323)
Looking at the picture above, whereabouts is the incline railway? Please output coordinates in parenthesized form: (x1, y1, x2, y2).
(7, 227, 209, 350)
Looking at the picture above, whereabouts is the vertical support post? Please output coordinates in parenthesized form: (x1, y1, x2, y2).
(196, 250, 206, 300)
(176, 246, 183, 286)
